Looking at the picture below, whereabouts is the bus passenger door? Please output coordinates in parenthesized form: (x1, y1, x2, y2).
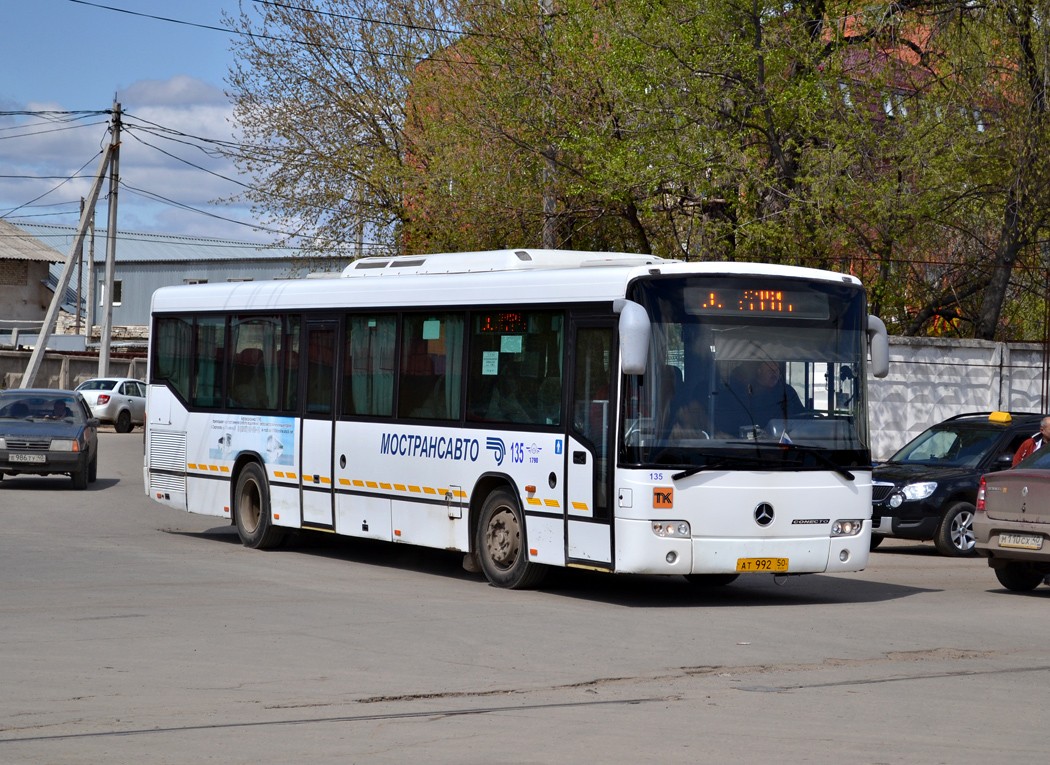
(565, 321, 616, 568)
(300, 319, 338, 529)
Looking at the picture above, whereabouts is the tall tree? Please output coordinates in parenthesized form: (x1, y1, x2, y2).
(224, 0, 461, 255)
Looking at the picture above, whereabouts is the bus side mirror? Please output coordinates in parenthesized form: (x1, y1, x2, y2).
(615, 299, 650, 375)
(867, 315, 889, 379)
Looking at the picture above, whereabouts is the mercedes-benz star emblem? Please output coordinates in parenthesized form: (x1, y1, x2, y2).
(754, 502, 775, 526)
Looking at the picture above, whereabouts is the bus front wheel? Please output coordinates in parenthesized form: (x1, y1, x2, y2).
(234, 462, 285, 550)
(476, 489, 545, 589)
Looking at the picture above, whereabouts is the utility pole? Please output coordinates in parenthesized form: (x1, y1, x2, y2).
(19, 104, 118, 388)
(98, 101, 121, 377)
(74, 197, 84, 333)
(540, 0, 557, 249)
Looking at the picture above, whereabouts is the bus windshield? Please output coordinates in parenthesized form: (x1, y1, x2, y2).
(621, 274, 870, 471)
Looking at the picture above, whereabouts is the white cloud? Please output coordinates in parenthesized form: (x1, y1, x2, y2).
(1, 76, 276, 243)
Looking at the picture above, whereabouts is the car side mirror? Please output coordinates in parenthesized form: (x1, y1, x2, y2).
(993, 453, 1013, 470)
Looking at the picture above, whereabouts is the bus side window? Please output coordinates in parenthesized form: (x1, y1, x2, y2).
(466, 309, 563, 426)
(192, 316, 225, 408)
(343, 314, 396, 417)
(398, 314, 462, 420)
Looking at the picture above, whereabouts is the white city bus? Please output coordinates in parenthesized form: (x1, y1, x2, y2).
(144, 249, 889, 589)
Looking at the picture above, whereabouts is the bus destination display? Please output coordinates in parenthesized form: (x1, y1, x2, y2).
(686, 286, 830, 319)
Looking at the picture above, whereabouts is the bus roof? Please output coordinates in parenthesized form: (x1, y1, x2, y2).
(341, 249, 667, 276)
(150, 250, 862, 314)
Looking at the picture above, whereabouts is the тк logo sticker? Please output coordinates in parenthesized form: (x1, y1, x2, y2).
(653, 487, 674, 509)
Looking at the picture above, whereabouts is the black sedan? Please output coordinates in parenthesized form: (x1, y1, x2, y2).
(0, 389, 99, 489)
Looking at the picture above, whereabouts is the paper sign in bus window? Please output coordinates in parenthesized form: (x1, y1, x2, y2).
(500, 335, 523, 353)
(422, 319, 441, 340)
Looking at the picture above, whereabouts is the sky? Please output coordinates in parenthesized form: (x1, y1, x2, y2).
(0, 0, 277, 243)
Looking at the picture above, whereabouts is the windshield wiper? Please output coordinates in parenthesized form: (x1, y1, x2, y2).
(671, 453, 766, 481)
(724, 440, 855, 481)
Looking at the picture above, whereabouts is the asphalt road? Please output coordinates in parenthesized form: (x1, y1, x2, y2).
(2, 432, 1047, 764)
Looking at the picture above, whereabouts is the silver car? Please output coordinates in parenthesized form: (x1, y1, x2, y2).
(974, 446, 1050, 591)
(75, 378, 146, 433)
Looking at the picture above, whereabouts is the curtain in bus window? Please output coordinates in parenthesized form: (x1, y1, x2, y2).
(282, 316, 300, 411)
(344, 314, 395, 416)
(398, 314, 462, 420)
(228, 315, 280, 410)
(192, 316, 225, 408)
(153, 316, 192, 401)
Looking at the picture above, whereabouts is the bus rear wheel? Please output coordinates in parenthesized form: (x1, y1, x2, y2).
(234, 462, 284, 549)
(476, 489, 545, 589)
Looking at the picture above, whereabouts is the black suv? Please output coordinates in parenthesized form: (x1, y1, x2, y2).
(872, 412, 1045, 556)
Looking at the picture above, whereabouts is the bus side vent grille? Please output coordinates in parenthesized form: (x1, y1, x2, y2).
(150, 471, 185, 494)
(149, 431, 187, 473)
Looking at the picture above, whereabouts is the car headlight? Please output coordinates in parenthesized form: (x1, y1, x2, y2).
(0, 437, 6, 449)
(49, 439, 76, 452)
(901, 481, 937, 501)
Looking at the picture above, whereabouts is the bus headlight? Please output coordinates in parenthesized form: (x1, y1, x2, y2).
(831, 519, 863, 537)
(652, 521, 690, 538)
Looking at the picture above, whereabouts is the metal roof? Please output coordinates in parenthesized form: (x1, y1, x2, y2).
(0, 219, 66, 263)
(9, 222, 319, 264)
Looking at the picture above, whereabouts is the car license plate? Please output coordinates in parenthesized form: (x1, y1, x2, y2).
(999, 533, 1043, 550)
(736, 557, 789, 572)
(10, 453, 46, 464)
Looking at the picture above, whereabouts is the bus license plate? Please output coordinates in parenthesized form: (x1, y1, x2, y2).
(736, 557, 789, 573)
(10, 453, 46, 464)
(999, 533, 1043, 550)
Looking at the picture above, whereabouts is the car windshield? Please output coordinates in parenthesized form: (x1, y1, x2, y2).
(77, 380, 117, 391)
(889, 424, 1001, 468)
(0, 395, 81, 422)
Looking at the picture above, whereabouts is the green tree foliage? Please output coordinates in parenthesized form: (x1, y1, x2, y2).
(225, 0, 1050, 339)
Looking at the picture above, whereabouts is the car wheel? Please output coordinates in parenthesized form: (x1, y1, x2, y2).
(71, 466, 88, 490)
(934, 501, 977, 556)
(233, 462, 285, 549)
(994, 562, 1044, 592)
(870, 534, 885, 551)
(115, 410, 132, 433)
(476, 488, 546, 589)
(88, 452, 98, 483)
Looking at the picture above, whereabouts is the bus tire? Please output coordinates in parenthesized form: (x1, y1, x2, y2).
(234, 462, 284, 550)
(476, 488, 546, 589)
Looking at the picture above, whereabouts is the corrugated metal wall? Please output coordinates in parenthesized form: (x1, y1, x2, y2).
(869, 336, 1047, 460)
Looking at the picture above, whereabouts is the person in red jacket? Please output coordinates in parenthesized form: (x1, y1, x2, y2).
(1012, 417, 1050, 466)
